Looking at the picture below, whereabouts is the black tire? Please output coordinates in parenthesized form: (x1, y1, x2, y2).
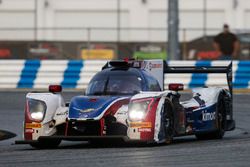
(162, 99, 175, 144)
(195, 92, 226, 140)
(30, 139, 61, 149)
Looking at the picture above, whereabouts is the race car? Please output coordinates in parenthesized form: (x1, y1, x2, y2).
(127, 64, 235, 143)
(15, 60, 164, 148)
(15, 59, 235, 148)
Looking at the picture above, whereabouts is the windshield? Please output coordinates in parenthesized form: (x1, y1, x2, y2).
(86, 75, 143, 95)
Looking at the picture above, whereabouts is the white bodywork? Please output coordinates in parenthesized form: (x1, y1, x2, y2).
(181, 87, 224, 109)
(25, 93, 68, 140)
(114, 104, 129, 125)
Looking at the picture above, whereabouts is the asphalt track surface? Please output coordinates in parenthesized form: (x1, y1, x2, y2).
(0, 91, 250, 167)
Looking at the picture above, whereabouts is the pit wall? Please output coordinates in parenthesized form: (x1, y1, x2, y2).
(0, 60, 249, 89)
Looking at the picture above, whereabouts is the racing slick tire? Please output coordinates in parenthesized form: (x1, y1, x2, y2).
(162, 98, 175, 144)
(195, 92, 226, 140)
(30, 139, 61, 149)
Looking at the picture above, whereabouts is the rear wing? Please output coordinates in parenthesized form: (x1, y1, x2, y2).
(164, 62, 232, 94)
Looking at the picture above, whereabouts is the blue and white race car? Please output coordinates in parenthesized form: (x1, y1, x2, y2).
(15, 60, 235, 148)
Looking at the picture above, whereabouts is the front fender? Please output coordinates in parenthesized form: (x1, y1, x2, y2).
(24, 93, 66, 140)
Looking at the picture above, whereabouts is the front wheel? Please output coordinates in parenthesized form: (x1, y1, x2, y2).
(30, 139, 61, 149)
(162, 99, 174, 144)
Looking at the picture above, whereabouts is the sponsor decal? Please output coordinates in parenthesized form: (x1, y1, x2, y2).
(129, 122, 152, 128)
(56, 111, 68, 116)
(82, 49, 114, 60)
(79, 108, 95, 113)
(142, 62, 163, 71)
(139, 45, 163, 53)
(150, 63, 163, 69)
(140, 60, 164, 90)
(197, 51, 220, 60)
(28, 43, 61, 59)
(202, 111, 216, 121)
(138, 128, 151, 132)
(25, 129, 34, 133)
(73, 107, 95, 113)
(25, 123, 42, 129)
(133, 44, 167, 60)
(80, 44, 116, 60)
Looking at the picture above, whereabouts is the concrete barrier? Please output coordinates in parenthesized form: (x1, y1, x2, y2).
(0, 60, 249, 89)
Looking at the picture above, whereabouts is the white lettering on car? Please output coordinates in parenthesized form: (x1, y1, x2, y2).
(202, 110, 216, 121)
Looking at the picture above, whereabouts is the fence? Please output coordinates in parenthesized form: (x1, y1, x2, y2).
(2, 27, 250, 60)
(0, 60, 249, 90)
(0, 27, 220, 42)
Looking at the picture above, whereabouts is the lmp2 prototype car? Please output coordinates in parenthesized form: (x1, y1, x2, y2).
(15, 60, 235, 148)
(127, 64, 235, 143)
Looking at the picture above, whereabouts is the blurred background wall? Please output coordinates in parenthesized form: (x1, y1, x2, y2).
(0, 0, 249, 60)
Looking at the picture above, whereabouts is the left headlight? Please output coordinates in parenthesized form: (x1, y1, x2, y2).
(27, 99, 46, 121)
(128, 98, 154, 121)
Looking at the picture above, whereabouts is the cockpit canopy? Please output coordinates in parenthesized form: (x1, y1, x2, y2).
(86, 68, 161, 96)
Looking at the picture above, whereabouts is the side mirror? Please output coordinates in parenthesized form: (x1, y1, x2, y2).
(49, 85, 62, 93)
(168, 83, 184, 91)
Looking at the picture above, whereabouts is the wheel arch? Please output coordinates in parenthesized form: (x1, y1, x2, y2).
(153, 96, 175, 143)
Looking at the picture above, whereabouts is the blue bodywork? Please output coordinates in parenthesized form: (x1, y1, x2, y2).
(69, 96, 121, 119)
(194, 104, 217, 132)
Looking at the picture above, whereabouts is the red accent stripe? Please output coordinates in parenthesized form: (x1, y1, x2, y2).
(100, 118, 105, 136)
(104, 98, 130, 116)
(24, 100, 32, 140)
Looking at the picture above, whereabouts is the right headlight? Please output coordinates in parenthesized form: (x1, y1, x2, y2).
(27, 99, 47, 121)
(128, 98, 154, 122)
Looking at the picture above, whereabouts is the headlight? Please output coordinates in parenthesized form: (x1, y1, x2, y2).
(128, 98, 154, 121)
(28, 99, 46, 121)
